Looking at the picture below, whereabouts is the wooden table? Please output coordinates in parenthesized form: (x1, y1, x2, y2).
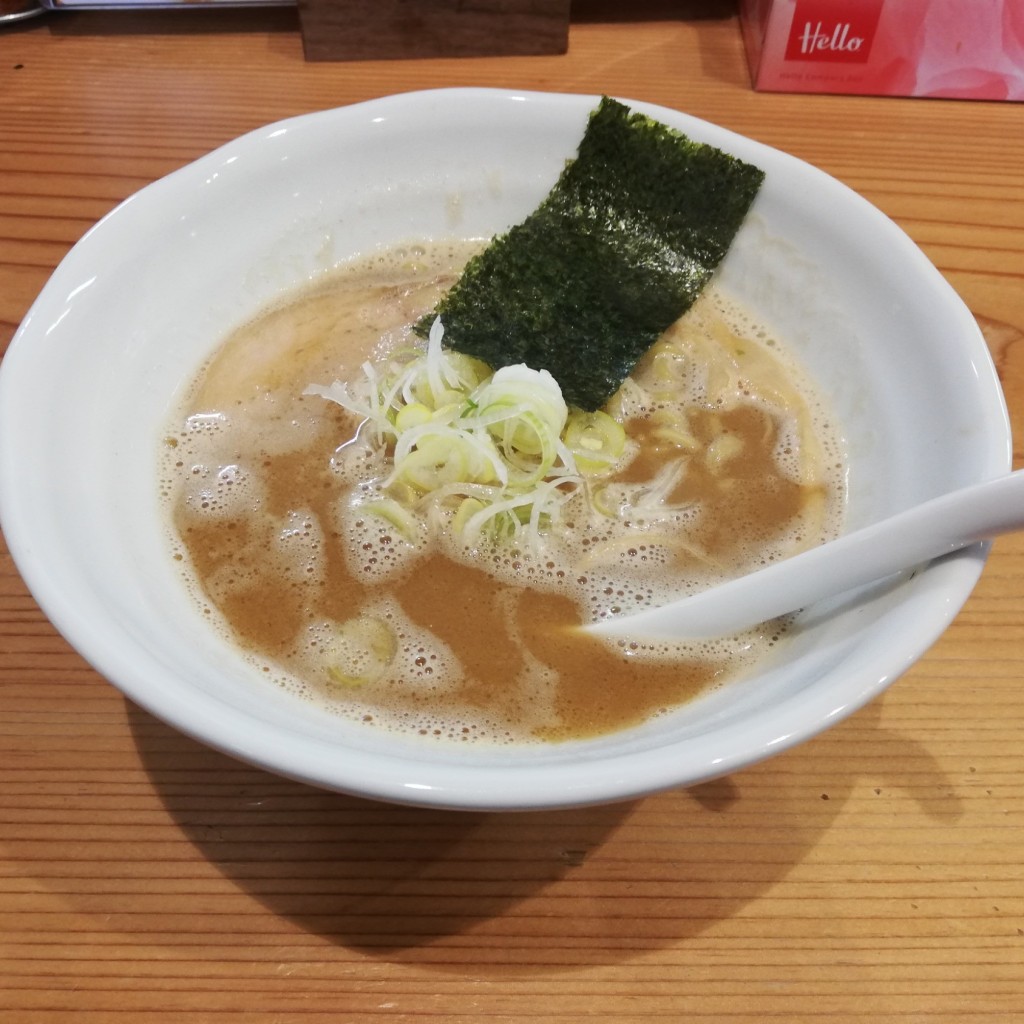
(2, 4, 1023, 1021)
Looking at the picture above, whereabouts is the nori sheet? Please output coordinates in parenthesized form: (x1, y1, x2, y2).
(415, 97, 765, 411)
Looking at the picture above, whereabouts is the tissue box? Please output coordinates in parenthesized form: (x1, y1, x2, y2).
(740, 0, 1024, 100)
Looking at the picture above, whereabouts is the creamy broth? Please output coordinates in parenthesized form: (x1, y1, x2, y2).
(162, 243, 844, 744)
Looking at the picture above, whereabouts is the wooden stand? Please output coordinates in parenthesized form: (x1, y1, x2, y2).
(297, 0, 571, 62)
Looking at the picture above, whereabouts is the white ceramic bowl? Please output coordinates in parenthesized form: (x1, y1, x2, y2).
(0, 89, 1010, 810)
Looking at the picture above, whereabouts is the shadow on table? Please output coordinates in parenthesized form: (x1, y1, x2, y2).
(126, 693, 962, 974)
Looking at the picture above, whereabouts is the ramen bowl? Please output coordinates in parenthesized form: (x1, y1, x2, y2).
(0, 89, 1010, 810)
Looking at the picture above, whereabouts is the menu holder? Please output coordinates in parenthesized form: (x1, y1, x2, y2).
(297, 0, 571, 61)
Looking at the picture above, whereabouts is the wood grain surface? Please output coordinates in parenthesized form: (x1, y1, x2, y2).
(2, 3, 1023, 1021)
(296, 0, 571, 61)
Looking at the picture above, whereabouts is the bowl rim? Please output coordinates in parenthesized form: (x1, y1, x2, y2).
(0, 87, 1012, 810)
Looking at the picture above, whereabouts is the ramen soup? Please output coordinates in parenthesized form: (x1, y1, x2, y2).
(163, 243, 845, 744)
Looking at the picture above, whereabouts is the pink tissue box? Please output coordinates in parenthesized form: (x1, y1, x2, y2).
(740, 0, 1024, 100)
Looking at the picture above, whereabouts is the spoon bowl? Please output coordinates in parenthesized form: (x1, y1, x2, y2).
(588, 470, 1024, 641)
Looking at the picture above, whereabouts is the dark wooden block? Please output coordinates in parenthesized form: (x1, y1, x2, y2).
(297, 0, 572, 62)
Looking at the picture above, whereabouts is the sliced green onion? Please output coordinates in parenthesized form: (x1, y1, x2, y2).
(359, 498, 421, 542)
(564, 409, 626, 475)
(307, 317, 600, 550)
(324, 616, 398, 688)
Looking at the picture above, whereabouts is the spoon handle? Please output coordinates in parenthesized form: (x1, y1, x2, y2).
(588, 469, 1024, 641)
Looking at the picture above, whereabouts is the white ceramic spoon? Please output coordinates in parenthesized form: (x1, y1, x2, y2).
(586, 469, 1024, 642)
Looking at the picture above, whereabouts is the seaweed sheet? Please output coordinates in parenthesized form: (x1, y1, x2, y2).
(415, 97, 765, 411)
